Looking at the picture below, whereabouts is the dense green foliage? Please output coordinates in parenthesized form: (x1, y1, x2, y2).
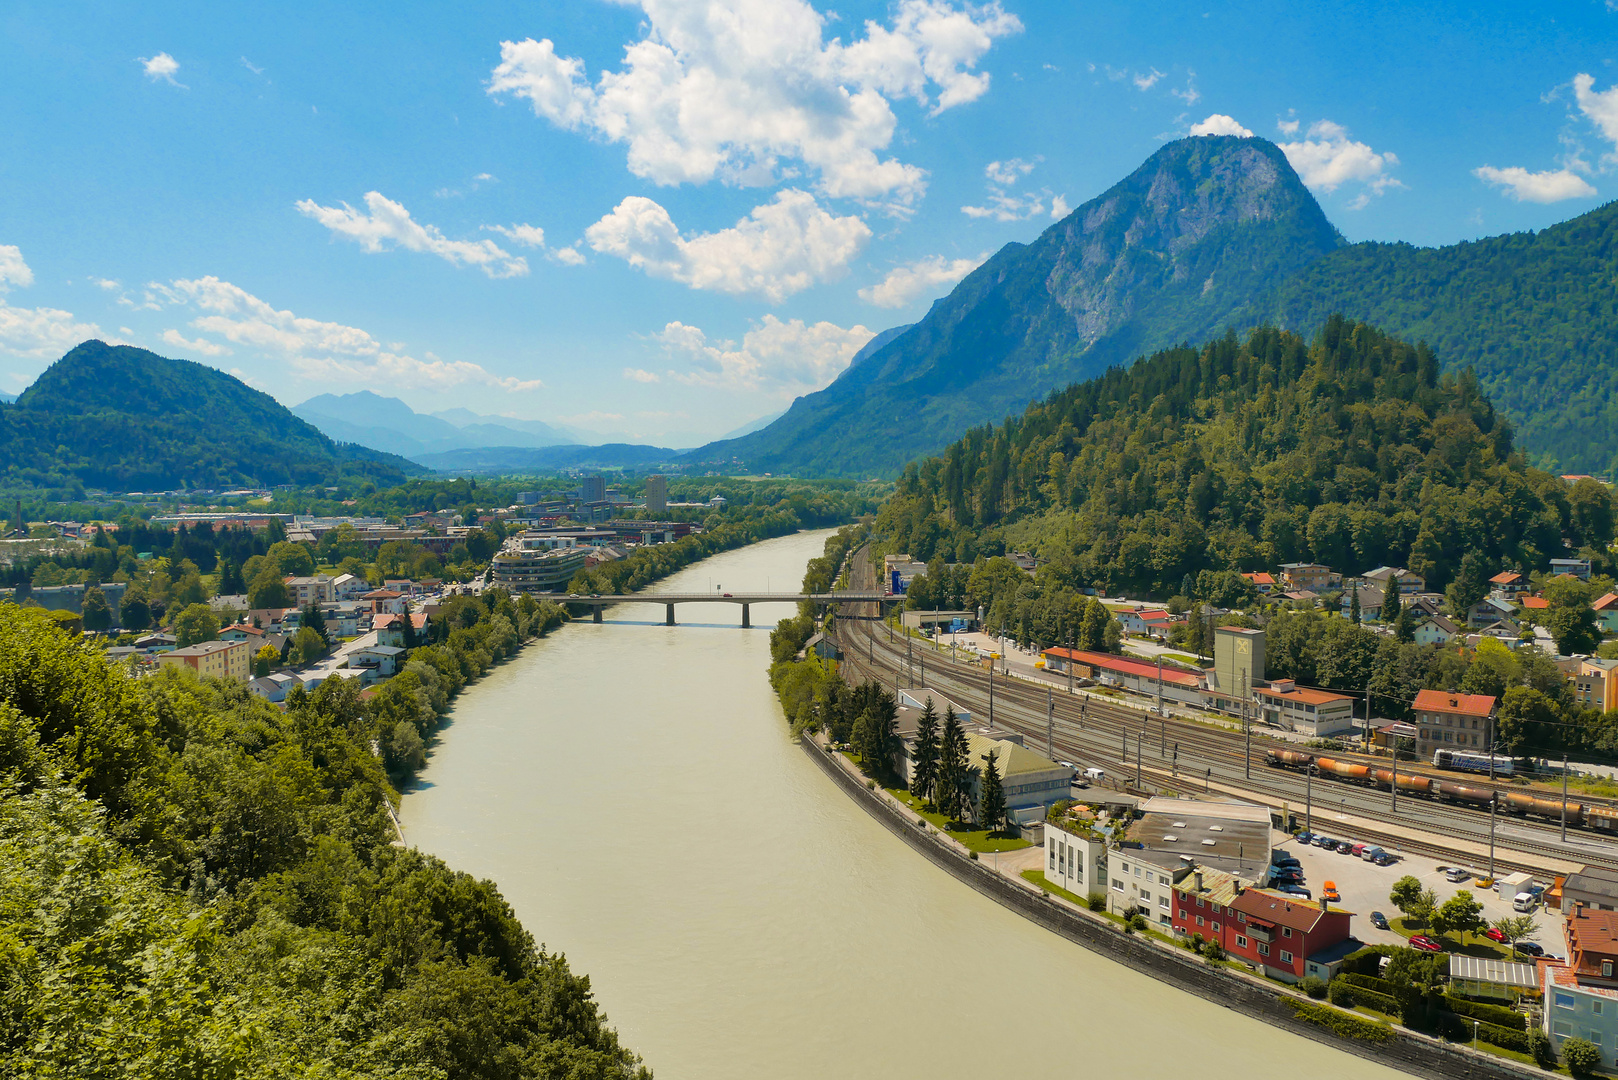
(1258, 199, 1618, 475)
(0, 603, 646, 1078)
(698, 136, 1344, 477)
(1283, 999, 1392, 1043)
(1, 341, 420, 492)
(878, 319, 1611, 598)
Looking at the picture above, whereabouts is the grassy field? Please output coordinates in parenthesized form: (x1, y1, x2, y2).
(886, 786, 1031, 853)
(1389, 916, 1515, 960)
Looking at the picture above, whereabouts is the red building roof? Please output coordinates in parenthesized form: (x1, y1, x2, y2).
(1232, 890, 1338, 934)
(1593, 593, 1618, 612)
(1254, 684, 1354, 706)
(1490, 571, 1524, 585)
(1041, 647, 1202, 688)
(374, 613, 428, 630)
(1243, 572, 1276, 585)
(1413, 689, 1496, 717)
(1521, 596, 1550, 610)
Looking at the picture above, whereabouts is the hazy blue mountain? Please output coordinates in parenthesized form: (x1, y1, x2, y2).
(415, 443, 677, 475)
(688, 135, 1345, 477)
(0, 391, 14, 404)
(294, 392, 573, 461)
(2, 341, 419, 489)
(717, 409, 787, 441)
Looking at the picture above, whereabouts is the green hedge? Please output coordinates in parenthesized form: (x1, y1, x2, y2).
(1442, 995, 1526, 1031)
(1329, 981, 1400, 1016)
(1340, 944, 1402, 977)
(1339, 972, 1396, 996)
(1476, 1022, 1532, 1053)
(1285, 999, 1393, 1043)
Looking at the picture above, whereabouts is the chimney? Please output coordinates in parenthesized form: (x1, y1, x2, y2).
(1577, 901, 1586, 919)
(1320, 896, 1329, 913)
(1194, 870, 1204, 893)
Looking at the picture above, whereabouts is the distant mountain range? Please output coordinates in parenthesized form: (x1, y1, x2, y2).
(293, 391, 575, 460)
(689, 134, 1618, 479)
(0, 342, 421, 490)
(413, 443, 679, 473)
(0, 391, 14, 404)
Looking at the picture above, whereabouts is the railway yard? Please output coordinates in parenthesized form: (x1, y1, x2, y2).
(831, 549, 1618, 882)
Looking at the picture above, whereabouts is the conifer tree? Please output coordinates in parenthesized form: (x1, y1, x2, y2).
(911, 697, 940, 806)
(978, 748, 1006, 834)
(1382, 579, 1401, 624)
(937, 705, 968, 821)
(1079, 598, 1107, 652)
(1350, 584, 1361, 625)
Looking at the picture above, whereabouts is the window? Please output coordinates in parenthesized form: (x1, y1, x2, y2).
(1212, 922, 1221, 932)
(1113, 880, 1124, 892)
(1049, 848, 1056, 871)
(1236, 936, 1248, 949)
(1197, 916, 1205, 927)
(1280, 950, 1293, 964)
(1160, 896, 1170, 909)
(1283, 927, 1292, 938)
(1180, 909, 1188, 920)
(1555, 993, 1577, 1010)
(1258, 943, 1270, 957)
(1552, 1021, 1573, 1038)
(1594, 1001, 1604, 1016)
(1605, 961, 1615, 978)
(1196, 897, 1204, 908)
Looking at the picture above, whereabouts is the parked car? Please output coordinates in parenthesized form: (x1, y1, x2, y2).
(1370, 911, 1390, 930)
(1375, 853, 1398, 866)
(1277, 884, 1313, 899)
(1445, 867, 1471, 883)
(1314, 835, 1336, 848)
(1485, 927, 1508, 943)
(1273, 856, 1301, 869)
(1295, 831, 1315, 845)
(1336, 840, 1356, 854)
(1272, 871, 1305, 885)
(1513, 892, 1539, 913)
(1323, 882, 1341, 902)
(1409, 935, 1443, 953)
(1348, 843, 1367, 857)
(1515, 942, 1545, 957)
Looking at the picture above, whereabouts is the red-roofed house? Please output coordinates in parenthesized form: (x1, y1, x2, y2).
(1543, 906, 1618, 1069)
(1594, 593, 1618, 636)
(1521, 595, 1550, 611)
(1242, 572, 1276, 594)
(1490, 571, 1529, 601)
(374, 612, 429, 648)
(1253, 680, 1357, 737)
(1119, 608, 1173, 636)
(1222, 889, 1354, 983)
(362, 589, 408, 615)
(1413, 689, 1497, 760)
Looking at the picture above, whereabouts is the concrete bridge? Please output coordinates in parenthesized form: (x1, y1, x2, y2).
(562, 591, 889, 627)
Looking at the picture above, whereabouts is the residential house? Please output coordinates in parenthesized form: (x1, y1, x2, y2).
(1552, 558, 1594, 581)
(1521, 595, 1551, 616)
(219, 622, 266, 645)
(285, 575, 335, 606)
(1170, 865, 1242, 944)
(1109, 848, 1191, 927)
(1575, 659, 1618, 714)
(800, 632, 843, 661)
(1223, 889, 1354, 984)
(1241, 571, 1277, 594)
(363, 589, 409, 615)
(1278, 563, 1337, 592)
(351, 644, 406, 677)
(1253, 680, 1357, 738)
(1044, 817, 1109, 901)
(134, 632, 177, 653)
(1563, 867, 1618, 913)
(249, 672, 298, 703)
(1412, 689, 1497, 760)
(1407, 615, 1457, 647)
(1543, 905, 1618, 1070)
(1339, 584, 1385, 622)
(1490, 571, 1530, 601)
(157, 639, 250, 683)
(1119, 608, 1173, 636)
(1594, 593, 1618, 635)
(1359, 566, 1425, 595)
(374, 612, 428, 648)
(1466, 596, 1517, 629)
(331, 573, 368, 599)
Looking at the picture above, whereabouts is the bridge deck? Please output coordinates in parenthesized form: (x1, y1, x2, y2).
(561, 592, 886, 604)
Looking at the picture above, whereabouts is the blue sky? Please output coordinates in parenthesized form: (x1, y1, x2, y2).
(1, 0, 1615, 446)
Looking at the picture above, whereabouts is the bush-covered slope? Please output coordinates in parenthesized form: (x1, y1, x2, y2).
(1255, 199, 1618, 477)
(691, 135, 1345, 477)
(0, 601, 647, 1079)
(1, 340, 420, 490)
(878, 318, 1615, 599)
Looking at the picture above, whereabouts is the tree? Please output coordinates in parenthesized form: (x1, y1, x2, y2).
(217, 557, 247, 596)
(81, 586, 112, 632)
(1102, 614, 1122, 652)
(936, 706, 969, 822)
(266, 540, 316, 577)
(118, 587, 150, 632)
(1350, 584, 1361, 625)
(1433, 890, 1485, 943)
(1382, 581, 1401, 625)
(1491, 915, 1539, 956)
(852, 694, 897, 780)
(253, 643, 278, 678)
(172, 603, 219, 648)
(291, 626, 327, 667)
(1548, 604, 1602, 656)
(248, 565, 292, 610)
(1079, 598, 1108, 652)
(1389, 875, 1424, 920)
(302, 604, 329, 646)
(910, 697, 940, 806)
(978, 748, 1006, 834)
(1562, 1037, 1601, 1078)
(1445, 551, 1492, 619)
(1496, 685, 1561, 757)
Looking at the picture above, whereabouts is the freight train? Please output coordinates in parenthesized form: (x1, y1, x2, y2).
(1264, 748, 1618, 832)
(1432, 748, 1516, 776)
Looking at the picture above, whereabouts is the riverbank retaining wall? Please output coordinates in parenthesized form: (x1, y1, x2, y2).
(798, 736, 1545, 1080)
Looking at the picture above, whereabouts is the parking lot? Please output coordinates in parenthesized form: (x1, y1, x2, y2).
(1269, 834, 1555, 955)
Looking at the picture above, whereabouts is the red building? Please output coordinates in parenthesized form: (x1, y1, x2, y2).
(1173, 875, 1354, 984)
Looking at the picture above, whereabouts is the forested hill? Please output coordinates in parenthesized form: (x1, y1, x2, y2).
(1255, 198, 1618, 477)
(0, 340, 421, 491)
(877, 318, 1615, 600)
(690, 135, 1344, 477)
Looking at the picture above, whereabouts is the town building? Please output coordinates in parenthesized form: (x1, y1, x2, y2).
(1131, 797, 1273, 881)
(1543, 905, 1618, 1070)
(963, 731, 1070, 826)
(1223, 889, 1354, 983)
(1358, 566, 1426, 595)
(331, 573, 369, 599)
(1551, 558, 1594, 581)
(1278, 563, 1337, 592)
(1109, 848, 1191, 926)
(1594, 593, 1618, 636)
(157, 639, 249, 683)
(1211, 625, 1265, 701)
(644, 475, 668, 514)
(249, 672, 297, 703)
(1252, 680, 1357, 738)
(1039, 647, 1204, 707)
(1241, 571, 1276, 594)
(1463, 597, 1517, 629)
(1575, 659, 1618, 714)
(1044, 816, 1109, 900)
(580, 475, 607, 503)
(374, 613, 428, 648)
(1490, 571, 1529, 601)
(882, 553, 929, 594)
(285, 575, 335, 606)
(1339, 584, 1385, 621)
(1118, 608, 1173, 636)
(489, 540, 590, 594)
(219, 623, 267, 646)
(1412, 690, 1498, 760)
(362, 589, 409, 615)
(1411, 615, 1460, 646)
(1170, 865, 1242, 943)
(1563, 867, 1618, 913)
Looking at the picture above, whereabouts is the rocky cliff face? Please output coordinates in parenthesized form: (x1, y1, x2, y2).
(693, 136, 1343, 477)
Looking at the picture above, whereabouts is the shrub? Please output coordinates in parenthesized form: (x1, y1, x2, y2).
(1441, 995, 1526, 1031)
(1475, 1022, 1530, 1054)
(1340, 944, 1402, 977)
(1526, 1027, 1555, 1068)
(1299, 976, 1328, 1000)
(1086, 892, 1107, 912)
(1284, 1000, 1392, 1043)
(1328, 981, 1355, 1007)
(1339, 972, 1395, 997)
(1201, 938, 1225, 963)
(1563, 1038, 1601, 1078)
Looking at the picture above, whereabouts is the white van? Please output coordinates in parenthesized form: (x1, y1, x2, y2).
(1084, 767, 1106, 782)
(1513, 892, 1538, 913)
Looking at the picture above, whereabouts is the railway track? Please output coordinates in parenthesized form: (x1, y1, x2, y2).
(831, 612, 1618, 875)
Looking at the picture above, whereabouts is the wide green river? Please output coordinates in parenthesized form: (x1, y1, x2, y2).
(402, 528, 1402, 1079)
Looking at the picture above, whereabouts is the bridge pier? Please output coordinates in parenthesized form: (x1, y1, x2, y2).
(741, 603, 750, 629)
(666, 604, 676, 626)
(593, 606, 602, 624)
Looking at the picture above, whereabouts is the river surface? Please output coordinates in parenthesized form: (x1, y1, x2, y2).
(401, 530, 1404, 1080)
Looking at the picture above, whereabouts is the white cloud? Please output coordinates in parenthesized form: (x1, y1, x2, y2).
(296, 191, 529, 278)
(1279, 120, 1401, 204)
(138, 52, 186, 88)
(161, 329, 232, 357)
(155, 276, 542, 392)
(623, 367, 662, 382)
(484, 223, 547, 248)
(984, 158, 1038, 186)
(487, 0, 1022, 206)
(1190, 114, 1253, 137)
(241, 56, 264, 76)
(1050, 194, 1070, 218)
(585, 188, 870, 302)
(1276, 114, 1300, 136)
(89, 277, 120, 291)
(655, 314, 875, 395)
(0, 245, 103, 359)
(0, 246, 35, 290)
(1575, 73, 1618, 159)
(858, 252, 985, 308)
(1171, 72, 1199, 105)
(553, 245, 586, 266)
(962, 192, 1049, 220)
(1133, 67, 1164, 91)
(1473, 165, 1597, 203)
